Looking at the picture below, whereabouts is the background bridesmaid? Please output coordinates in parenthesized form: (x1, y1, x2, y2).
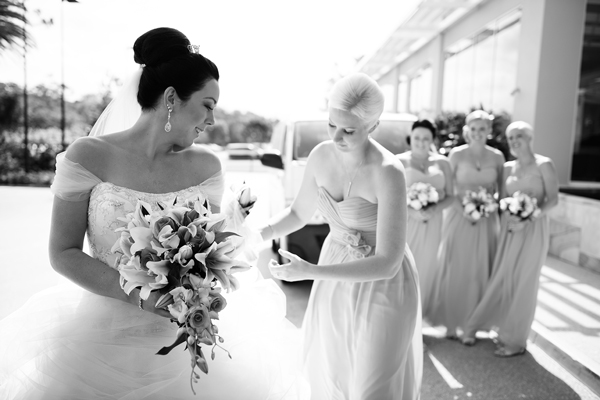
(462, 121, 559, 356)
(398, 120, 454, 318)
(429, 110, 505, 341)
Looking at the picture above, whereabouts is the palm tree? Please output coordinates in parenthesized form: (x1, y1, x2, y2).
(0, 0, 29, 53)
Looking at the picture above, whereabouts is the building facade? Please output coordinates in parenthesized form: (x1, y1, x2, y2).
(358, 0, 600, 271)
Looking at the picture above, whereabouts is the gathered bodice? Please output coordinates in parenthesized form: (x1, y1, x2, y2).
(87, 181, 223, 269)
(505, 164, 545, 204)
(405, 166, 446, 199)
(317, 187, 378, 258)
(455, 162, 498, 196)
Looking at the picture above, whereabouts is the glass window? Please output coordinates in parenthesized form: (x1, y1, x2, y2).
(398, 76, 409, 113)
(442, 9, 521, 115)
(492, 18, 521, 113)
(409, 66, 432, 114)
(572, 2, 600, 182)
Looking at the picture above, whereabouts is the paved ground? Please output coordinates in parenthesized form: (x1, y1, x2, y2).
(1, 156, 599, 399)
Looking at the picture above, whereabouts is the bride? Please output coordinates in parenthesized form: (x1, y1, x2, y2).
(0, 27, 308, 399)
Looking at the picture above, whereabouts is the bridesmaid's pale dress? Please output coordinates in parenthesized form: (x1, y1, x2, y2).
(463, 158, 550, 349)
(301, 186, 423, 400)
(429, 162, 500, 334)
(405, 165, 446, 318)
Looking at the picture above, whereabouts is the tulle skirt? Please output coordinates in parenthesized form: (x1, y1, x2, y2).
(302, 236, 422, 400)
(463, 215, 549, 348)
(0, 270, 310, 400)
(406, 211, 443, 319)
(429, 206, 500, 333)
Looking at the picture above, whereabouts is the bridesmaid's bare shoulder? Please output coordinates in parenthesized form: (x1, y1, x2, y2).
(396, 151, 411, 168)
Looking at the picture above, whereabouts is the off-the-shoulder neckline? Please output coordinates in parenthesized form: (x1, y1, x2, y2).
(60, 152, 222, 195)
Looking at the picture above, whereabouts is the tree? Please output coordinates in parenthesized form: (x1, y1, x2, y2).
(0, 0, 29, 53)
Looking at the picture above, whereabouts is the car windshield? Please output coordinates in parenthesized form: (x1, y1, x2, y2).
(292, 119, 413, 160)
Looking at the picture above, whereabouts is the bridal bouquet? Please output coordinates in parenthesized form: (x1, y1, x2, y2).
(112, 185, 256, 394)
(407, 182, 439, 211)
(499, 191, 541, 222)
(462, 187, 498, 223)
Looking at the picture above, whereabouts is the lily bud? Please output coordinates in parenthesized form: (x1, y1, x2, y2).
(155, 293, 174, 309)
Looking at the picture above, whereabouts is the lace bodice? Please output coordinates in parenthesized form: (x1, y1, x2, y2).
(87, 181, 223, 268)
(50, 152, 224, 269)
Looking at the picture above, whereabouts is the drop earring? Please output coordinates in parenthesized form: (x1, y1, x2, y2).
(164, 106, 172, 132)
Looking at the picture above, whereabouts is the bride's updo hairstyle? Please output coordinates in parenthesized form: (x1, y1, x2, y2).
(328, 73, 384, 130)
(134, 27, 219, 111)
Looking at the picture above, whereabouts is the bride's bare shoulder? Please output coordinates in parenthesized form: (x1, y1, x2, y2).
(185, 144, 223, 178)
(64, 136, 111, 167)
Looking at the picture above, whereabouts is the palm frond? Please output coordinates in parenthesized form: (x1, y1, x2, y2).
(0, 0, 32, 51)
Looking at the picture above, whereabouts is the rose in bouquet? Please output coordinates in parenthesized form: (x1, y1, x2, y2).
(112, 189, 255, 394)
(462, 186, 498, 224)
(499, 191, 541, 232)
(407, 182, 439, 211)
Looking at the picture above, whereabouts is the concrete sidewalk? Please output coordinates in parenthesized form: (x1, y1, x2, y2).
(530, 256, 600, 397)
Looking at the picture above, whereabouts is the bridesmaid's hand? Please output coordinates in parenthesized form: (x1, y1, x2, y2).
(268, 249, 312, 282)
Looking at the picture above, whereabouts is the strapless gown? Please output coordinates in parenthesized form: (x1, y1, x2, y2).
(429, 164, 500, 334)
(463, 162, 549, 349)
(301, 187, 422, 400)
(405, 165, 446, 318)
(0, 154, 309, 399)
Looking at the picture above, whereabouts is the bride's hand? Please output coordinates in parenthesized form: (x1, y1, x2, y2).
(268, 249, 312, 282)
(143, 290, 173, 319)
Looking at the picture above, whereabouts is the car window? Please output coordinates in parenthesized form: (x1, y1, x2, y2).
(293, 121, 330, 160)
(371, 120, 412, 155)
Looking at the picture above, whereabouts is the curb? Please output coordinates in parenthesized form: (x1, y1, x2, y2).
(529, 321, 600, 397)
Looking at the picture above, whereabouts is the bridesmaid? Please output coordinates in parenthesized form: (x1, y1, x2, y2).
(461, 121, 559, 356)
(398, 120, 454, 318)
(429, 110, 505, 341)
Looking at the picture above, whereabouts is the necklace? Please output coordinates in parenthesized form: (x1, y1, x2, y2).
(470, 151, 483, 171)
(345, 159, 364, 198)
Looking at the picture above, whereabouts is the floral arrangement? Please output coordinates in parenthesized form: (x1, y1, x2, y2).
(112, 184, 256, 394)
(407, 182, 439, 211)
(462, 187, 498, 223)
(499, 191, 541, 222)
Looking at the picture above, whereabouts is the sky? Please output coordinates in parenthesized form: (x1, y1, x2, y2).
(1, 0, 420, 119)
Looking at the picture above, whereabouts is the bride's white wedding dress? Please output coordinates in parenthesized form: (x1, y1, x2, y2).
(0, 154, 309, 399)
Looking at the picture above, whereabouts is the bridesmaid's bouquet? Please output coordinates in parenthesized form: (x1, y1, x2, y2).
(500, 191, 541, 222)
(407, 182, 439, 211)
(462, 187, 498, 223)
(112, 185, 256, 394)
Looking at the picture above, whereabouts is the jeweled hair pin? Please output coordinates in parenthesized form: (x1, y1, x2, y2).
(187, 44, 200, 54)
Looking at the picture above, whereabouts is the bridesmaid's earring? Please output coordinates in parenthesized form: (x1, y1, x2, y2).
(164, 106, 172, 132)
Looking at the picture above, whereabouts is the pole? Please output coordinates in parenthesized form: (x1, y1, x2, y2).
(22, 1, 29, 173)
(60, 0, 66, 151)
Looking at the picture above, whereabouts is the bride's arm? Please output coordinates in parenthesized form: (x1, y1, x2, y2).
(48, 197, 171, 318)
(259, 145, 321, 241)
(271, 160, 408, 283)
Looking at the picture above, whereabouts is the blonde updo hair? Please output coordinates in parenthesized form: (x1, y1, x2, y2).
(466, 110, 494, 127)
(506, 121, 534, 151)
(328, 73, 384, 129)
